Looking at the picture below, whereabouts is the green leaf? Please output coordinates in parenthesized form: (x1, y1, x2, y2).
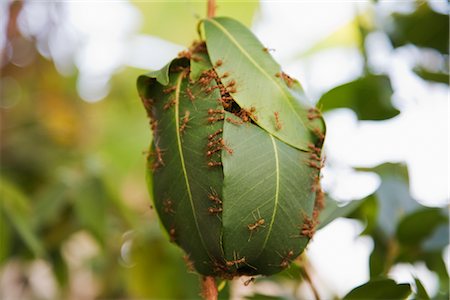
(387, 3, 449, 54)
(245, 294, 289, 300)
(343, 278, 411, 300)
(138, 60, 172, 88)
(73, 177, 108, 247)
(138, 59, 225, 275)
(318, 196, 364, 229)
(422, 224, 449, 252)
(319, 74, 399, 120)
(414, 277, 430, 300)
(0, 209, 12, 264)
(0, 177, 45, 257)
(357, 163, 420, 237)
(221, 113, 318, 275)
(396, 208, 448, 247)
(134, 1, 259, 46)
(414, 68, 449, 85)
(203, 17, 324, 151)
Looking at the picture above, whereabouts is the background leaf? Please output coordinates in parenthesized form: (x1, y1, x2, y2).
(343, 278, 411, 300)
(319, 74, 399, 120)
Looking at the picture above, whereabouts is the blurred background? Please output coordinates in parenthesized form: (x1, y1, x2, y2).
(0, 0, 448, 299)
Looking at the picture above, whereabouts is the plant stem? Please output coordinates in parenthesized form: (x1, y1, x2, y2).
(298, 256, 321, 300)
(207, 0, 216, 18)
(201, 276, 218, 300)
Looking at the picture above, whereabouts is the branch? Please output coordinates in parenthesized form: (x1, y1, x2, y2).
(201, 276, 218, 300)
(207, 0, 216, 18)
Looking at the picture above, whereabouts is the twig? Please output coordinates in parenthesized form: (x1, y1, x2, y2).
(207, 0, 216, 19)
(300, 258, 321, 300)
(201, 276, 218, 300)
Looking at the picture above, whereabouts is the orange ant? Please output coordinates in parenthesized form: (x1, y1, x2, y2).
(179, 111, 190, 134)
(215, 59, 223, 67)
(307, 108, 321, 120)
(300, 215, 317, 239)
(312, 127, 325, 142)
(162, 199, 175, 215)
(308, 160, 324, 170)
(150, 119, 158, 133)
(274, 111, 282, 130)
(185, 87, 195, 101)
(279, 250, 295, 268)
(169, 227, 176, 243)
(208, 108, 225, 115)
(207, 137, 222, 148)
(275, 72, 294, 88)
(207, 115, 225, 123)
(225, 255, 246, 268)
(221, 72, 229, 78)
(150, 145, 165, 170)
(207, 161, 222, 167)
(208, 188, 222, 204)
(247, 209, 265, 241)
(208, 207, 223, 215)
(307, 143, 321, 154)
(208, 129, 223, 140)
(163, 98, 176, 110)
(163, 86, 176, 94)
(183, 254, 195, 273)
(239, 106, 257, 122)
(226, 117, 243, 125)
(225, 252, 257, 270)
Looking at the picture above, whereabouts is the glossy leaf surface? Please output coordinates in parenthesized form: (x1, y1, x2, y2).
(203, 17, 324, 151)
(221, 113, 317, 275)
(319, 75, 399, 120)
(343, 278, 411, 300)
(138, 59, 225, 274)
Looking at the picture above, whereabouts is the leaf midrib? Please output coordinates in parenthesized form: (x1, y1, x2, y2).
(207, 18, 307, 130)
(174, 72, 211, 258)
(261, 135, 280, 250)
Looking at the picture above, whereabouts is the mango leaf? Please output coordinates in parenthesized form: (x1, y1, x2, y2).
(245, 294, 289, 300)
(0, 177, 45, 257)
(319, 74, 399, 120)
(386, 3, 449, 54)
(343, 278, 411, 300)
(125, 229, 199, 299)
(137, 58, 225, 275)
(414, 68, 449, 85)
(318, 196, 364, 229)
(203, 17, 324, 151)
(0, 209, 12, 264)
(422, 224, 449, 252)
(357, 163, 419, 237)
(414, 277, 430, 300)
(396, 208, 448, 247)
(73, 176, 108, 247)
(221, 113, 317, 275)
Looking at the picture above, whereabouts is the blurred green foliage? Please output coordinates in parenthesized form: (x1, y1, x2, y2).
(0, 1, 448, 299)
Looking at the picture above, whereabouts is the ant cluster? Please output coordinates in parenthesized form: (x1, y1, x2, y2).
(178, 40, 207, 62)
(207, 188, 223, 216)
(179, 111, 190, 135)
(275, 71, 295, 88)
(206, 129, 224, 168)
(148, 144, 165, 171)
(300, 214, 318, 239)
